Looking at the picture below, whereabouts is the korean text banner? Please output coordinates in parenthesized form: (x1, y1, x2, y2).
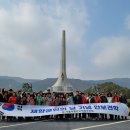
(0, 102, 129, 117)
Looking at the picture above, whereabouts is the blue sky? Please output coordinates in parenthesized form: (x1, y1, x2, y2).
(0, 0, 130, 80)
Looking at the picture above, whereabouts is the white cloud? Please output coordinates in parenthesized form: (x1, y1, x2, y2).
(86, 14, 130, 79)
(0, 0, 89, 79)
(126, 15, 130, 30)
(67, 66, 83, 79)
(90, 36, 130, 79)
(1, 0, 130, 81)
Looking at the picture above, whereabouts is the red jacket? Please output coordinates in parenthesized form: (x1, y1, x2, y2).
(8, 96, 17, 104)
(112, 95, 119, 102)
(82, 96, 87, 104)
(94, 96, 101, 103)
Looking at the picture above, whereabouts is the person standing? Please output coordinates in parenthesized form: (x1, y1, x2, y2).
(119, 93, 128, 120)
(8, 92, 17, 104)
(94, 93, 101, 120)
(112, 92, 120, 120)
(100, 93, 108, 120)
(81, 93, 87, 119)
(74, 91, 82, 119)
(66, 94, 74, 119)
(17, 91, 22, 105)
(107, 92, 113, 120)
(7, 92, 17, 121)
(35, 93, 43, 105)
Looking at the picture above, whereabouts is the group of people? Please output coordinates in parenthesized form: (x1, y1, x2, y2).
(0, 88, 128, 121)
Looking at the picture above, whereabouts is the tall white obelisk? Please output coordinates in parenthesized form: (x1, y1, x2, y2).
(51, 30, 73, 93)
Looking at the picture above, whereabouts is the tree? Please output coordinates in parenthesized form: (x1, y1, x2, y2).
(85, 82, 130, 99)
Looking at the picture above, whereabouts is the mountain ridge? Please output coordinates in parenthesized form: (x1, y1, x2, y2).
(0, 76, 130, 92)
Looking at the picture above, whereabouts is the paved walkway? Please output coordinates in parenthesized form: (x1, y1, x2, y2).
(0, 117, 129, 130)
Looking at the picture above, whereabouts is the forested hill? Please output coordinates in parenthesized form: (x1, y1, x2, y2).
(85, 82, 130, 98)
(0, 76, 130, 92)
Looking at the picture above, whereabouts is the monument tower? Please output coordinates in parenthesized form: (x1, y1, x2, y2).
(51, 30, 74, 93)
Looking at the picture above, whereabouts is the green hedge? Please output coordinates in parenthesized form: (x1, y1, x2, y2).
(127, 99, 130, 107)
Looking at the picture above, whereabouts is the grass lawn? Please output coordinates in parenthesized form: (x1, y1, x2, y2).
(127, 99, 130, 102)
